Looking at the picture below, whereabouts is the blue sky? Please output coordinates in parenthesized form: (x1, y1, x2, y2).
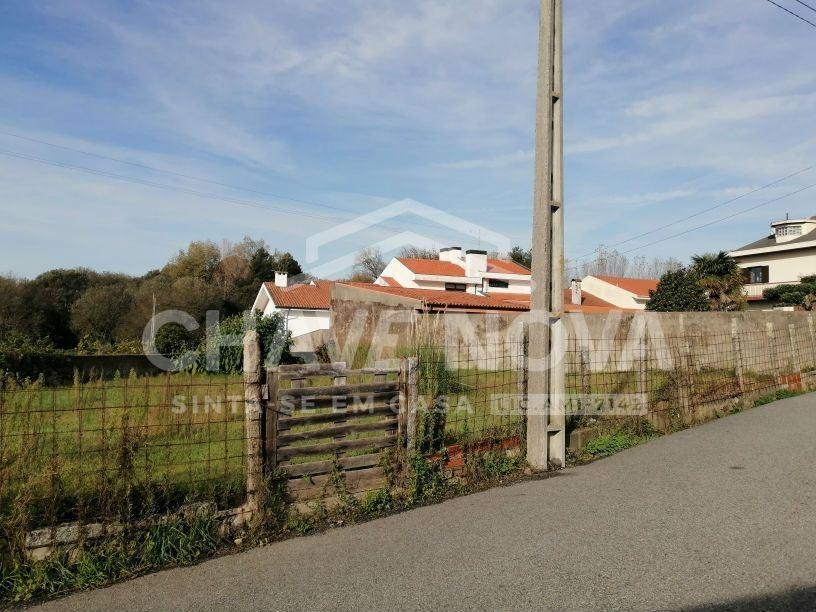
(2, 0, 816, 278)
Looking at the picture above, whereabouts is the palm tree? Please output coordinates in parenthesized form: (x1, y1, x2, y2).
(691, 251, 746, 311)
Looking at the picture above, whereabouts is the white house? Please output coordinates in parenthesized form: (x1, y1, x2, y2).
(728, 215, 816, 308)
(570, 275, 657, 311)
(251, 251, 659, 355)
(375, 247, 532, 295)
(251, 272, 333, 348)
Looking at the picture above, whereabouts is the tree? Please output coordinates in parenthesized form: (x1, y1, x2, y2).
(352, 247, 386, 282)
(163, 241, 221, 282)
(646, 268, 710, 312)
(26, 268, 94, 347)
(399, 245, 439, 260)
(508, 246, 532, 270)
(690, 251, 745, 311)
(70, 285, 135, 343)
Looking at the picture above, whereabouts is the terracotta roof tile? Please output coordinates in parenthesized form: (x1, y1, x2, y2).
(264, 280, 334, 310)
(487, 259, 530, 275)
(396, 256, 532, 277)
(561, 288, 633, 313)
(340, 283, 530, 311)
(396, 258, 466, 276)
(593, 275, 659, 298)
(379, 276, 402, 287)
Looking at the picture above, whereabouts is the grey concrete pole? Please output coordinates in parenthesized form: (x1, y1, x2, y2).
(528, 0, 565, 469)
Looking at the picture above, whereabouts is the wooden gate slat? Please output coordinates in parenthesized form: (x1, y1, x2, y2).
(277, 434, 396, 461)
(282, 452, 383, 478)
(277, 418, 397, 444)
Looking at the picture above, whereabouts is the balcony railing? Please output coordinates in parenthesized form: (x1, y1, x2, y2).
(743, 281, 797, 299)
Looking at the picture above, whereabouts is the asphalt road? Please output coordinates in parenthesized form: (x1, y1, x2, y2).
(34, 394, 816, 611)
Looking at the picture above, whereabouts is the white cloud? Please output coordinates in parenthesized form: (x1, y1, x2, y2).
(435, 150, 534, 170)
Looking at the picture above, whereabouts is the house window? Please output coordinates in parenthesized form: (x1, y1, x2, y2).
(744, 266, 769, 284)
(445, 283, 467, 292)
(776, 226, 802, 238)
(488, 279, 509, 289)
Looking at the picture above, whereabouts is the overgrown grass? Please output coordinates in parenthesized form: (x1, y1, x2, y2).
(0, 516, 224, 604)
(581, 428, 656, 459)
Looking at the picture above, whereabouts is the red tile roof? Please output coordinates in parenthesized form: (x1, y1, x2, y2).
(561, 289, 633, 313)
(487, 259, 530, 275)
(264, 280, 334, 310)
(396, 257, 532, 277)
(396, 258, 466, 276)
(593, 275, 659, 298)
(379, 276, 402, 287)
(341, 283, 530, 311)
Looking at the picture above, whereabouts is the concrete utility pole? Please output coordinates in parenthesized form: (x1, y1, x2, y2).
(527, 0, 565, 469)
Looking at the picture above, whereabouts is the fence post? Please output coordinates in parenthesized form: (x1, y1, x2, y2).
(731, 318, 745, 395)
(809, 314, 816, 389)
(243, 330, 265, 518)
(579, 346, 591, 413)
(518, 323, 529, 441)
(637, 334, 649, 416)
(266, 367, 279, 470)
(789, 323, 802, 385)
(767, 321, 782, 388)
(400, 357, 419, 451)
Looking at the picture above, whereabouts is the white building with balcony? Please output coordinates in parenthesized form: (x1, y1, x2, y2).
(729, 216, 816, 309)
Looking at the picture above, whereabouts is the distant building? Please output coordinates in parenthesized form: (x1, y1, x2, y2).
(729, 216, 816, 309)
(251, 250, 659, 353)
(251, 272, 334, 352)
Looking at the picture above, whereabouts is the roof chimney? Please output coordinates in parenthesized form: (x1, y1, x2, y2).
(438, 247, 450, 262)
(464, 249, 487, 277)
(448, 246, 463, 262)
(274, 271, 288, 288)
(570, 279, 582, 305)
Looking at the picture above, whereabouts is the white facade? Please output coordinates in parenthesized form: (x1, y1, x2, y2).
(251, 283, 331, 339)
(375, 247, 531, 296)
(729, 216, 816, 302)
(578, 276, 650, 310)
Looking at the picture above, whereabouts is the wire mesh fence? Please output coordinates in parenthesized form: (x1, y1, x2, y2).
(411, 340, 526, 462)
(0, 370, 246, 534)
(565, 320, 816, 431)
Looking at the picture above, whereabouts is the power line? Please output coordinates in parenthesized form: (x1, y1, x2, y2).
(571, 164, 816, 262)
(793, 0, 816, 15)
(764, 0, 816, 29)
(616, 182, 816, 256)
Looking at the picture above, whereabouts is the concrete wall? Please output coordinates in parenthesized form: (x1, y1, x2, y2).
(330, 289, 816, 377)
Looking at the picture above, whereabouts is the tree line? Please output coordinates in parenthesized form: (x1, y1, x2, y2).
(0, 237, 304, 354)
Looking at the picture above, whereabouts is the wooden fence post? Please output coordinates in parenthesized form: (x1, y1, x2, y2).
(404, 357, 419, 451)
(243, 330, 265, 518)
(731, 318, 745, 395)
(266, 367, 279, 469)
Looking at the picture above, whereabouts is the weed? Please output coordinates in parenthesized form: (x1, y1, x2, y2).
(582, 429, 655, 459)
(0, 516, 223, 604)
(755, 388, 803, 406)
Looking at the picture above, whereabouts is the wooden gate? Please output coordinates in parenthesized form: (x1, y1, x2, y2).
(266, 362, 412, 502)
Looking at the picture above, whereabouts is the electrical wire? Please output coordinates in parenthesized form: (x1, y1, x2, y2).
(571, 164, 816, 261)
(764, 0, 816, 29)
